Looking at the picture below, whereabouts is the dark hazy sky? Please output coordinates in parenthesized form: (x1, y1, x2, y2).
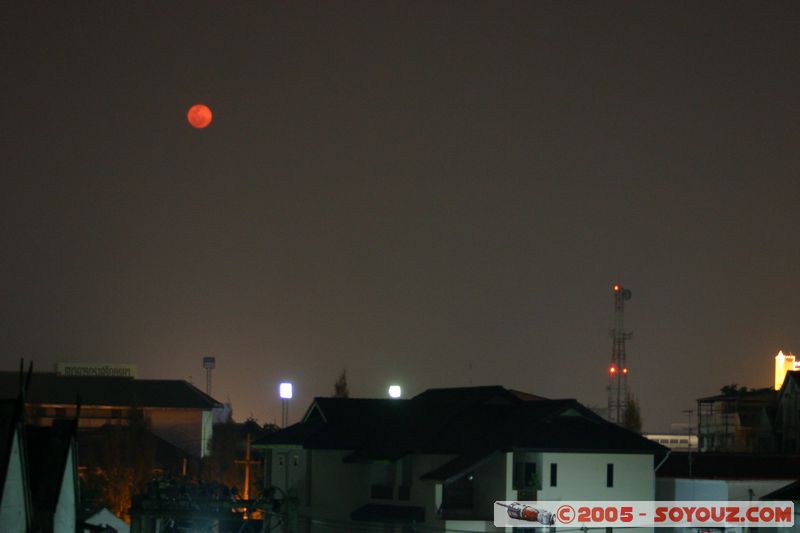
(2, 2, 799, 431)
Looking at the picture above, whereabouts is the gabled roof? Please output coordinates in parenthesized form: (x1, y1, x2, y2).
(781, 371, 800, 391)
(0, 372, 221, 409)
(0, 398, 25, 502)
(26, 421, 77, 525)
(254, 386, 666, 459)
(656, 452, 800, 480)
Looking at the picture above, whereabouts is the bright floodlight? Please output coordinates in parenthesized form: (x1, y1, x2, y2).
(279, 382, 293, 399)
(388, 385, 402, 398)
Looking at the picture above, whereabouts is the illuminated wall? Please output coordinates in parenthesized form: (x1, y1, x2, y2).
(774, 350, 800, 390)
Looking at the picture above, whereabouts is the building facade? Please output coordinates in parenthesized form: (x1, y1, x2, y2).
(0, 372, 221, 457)
(256, 386, 667, 532)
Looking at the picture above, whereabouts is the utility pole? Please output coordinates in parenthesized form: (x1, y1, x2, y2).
(608, 284, 633, 424)
(235, 434, 261, 501)
(683, 409, 694, 477)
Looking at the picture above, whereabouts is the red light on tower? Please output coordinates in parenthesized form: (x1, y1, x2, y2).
(622, 367, 628, 374)
(613, 284, 620, 292)
(609, 366, 617, 374)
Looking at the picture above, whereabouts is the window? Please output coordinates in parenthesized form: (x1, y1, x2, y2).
(550, 463, 557, 487)
(513, 462, 537, 489)
(292, 455, 299, 467)
(606, 464, 614, 487)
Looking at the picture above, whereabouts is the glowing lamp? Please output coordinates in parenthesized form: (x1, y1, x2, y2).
(622, 368, 628, 374)
(279, 382, 293, 399)
(613, 285, 620, 292)
(609, 366, 617, 374)
(388, 385, 402, 398)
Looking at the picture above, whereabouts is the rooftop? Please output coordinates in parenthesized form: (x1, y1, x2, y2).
(0, 372, 221, 410)
(656, 452, 800, 480)
(255, 385, 666, 459)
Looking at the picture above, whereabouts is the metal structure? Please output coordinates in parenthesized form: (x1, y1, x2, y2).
(202, 356, 215, 396)
(608, 284, 632, 424)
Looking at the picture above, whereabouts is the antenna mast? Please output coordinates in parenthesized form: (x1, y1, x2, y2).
(608, 284, 633, 424)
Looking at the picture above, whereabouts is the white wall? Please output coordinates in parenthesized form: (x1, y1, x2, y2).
(0, 430, 28, 533)
(270, 448, 657, 533)
(52, 444, 76, 533)
(309, 450, 370, 522)
(536, 452, 655, 501)
(656, 478, 727, 501)
(657, 478, 794, 501)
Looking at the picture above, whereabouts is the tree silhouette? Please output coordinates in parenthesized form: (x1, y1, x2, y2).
(334, 369, 349, 398)
(622, 394, 642, 434)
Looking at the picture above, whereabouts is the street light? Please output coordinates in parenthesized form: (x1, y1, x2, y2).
(388, 385, 402, 398)
(279, 382, 293, 427)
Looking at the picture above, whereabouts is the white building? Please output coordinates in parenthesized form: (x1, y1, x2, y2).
(255, 386, 667, 532)
(656, 452, 800, 533)
(26, 422, 80, 533)
(0, 397, 81, 533)
(0, 399, 30, 533)
(644, 433, 698, 452)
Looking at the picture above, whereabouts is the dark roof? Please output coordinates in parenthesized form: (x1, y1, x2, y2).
(657, 452, 800, 480)
(419, 451, 496, 482)
(351, 503, 425, 523)
(0, 398, 24, 501)
(255, 386, 666, 459)
(763, 479, 800, 500)
(783, 371, 800, 390)
(697, 388, 777, 403)
(0, 372, 221, 409)
(26, 421, 77, 522)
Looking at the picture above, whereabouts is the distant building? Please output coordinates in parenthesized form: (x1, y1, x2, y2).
(775, 371, 800, 453)
(0, 372, 222, 457)
(697, 388, 777, 453)
(644, 433, 698, 452)
(254, 386, 666, 533)
(775, 350, 800, 390)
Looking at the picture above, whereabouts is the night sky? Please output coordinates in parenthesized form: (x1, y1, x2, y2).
(2, 2, 799, 432)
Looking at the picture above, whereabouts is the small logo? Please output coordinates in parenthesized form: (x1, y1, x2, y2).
(557, 504, 576, 524)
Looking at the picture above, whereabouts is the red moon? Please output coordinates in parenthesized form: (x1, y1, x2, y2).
(187, 104, 213, 128)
